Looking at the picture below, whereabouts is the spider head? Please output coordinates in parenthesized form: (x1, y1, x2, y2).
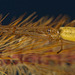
(47, 28, 60, 40)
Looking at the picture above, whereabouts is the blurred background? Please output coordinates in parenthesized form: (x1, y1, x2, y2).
(0, 0, 75, 75)
(0, 0, 75, 24)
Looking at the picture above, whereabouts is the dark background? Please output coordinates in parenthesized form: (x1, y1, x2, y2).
(0, 0, 75, 24)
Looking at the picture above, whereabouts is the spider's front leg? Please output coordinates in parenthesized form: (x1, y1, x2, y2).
(57, 49, 62, 54)
(57, 38, 63, 54)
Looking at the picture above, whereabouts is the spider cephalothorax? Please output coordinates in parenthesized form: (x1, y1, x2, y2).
(47, 28, 60, 41)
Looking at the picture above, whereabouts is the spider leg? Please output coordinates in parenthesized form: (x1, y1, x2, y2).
(57, 38, 63, 54)
(57, 49, 62, 54)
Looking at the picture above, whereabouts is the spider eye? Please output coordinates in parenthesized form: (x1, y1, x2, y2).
(47, 29, 50, 34)
(47, 29, 50, 32)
